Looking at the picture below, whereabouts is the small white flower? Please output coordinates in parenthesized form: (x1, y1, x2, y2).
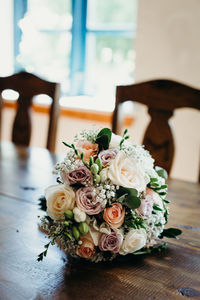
(110, 191, 115, 198)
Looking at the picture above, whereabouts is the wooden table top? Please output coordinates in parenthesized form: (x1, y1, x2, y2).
(0, 142, 200, 300)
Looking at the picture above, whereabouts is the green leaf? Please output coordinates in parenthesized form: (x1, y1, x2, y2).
(164, 199, 170, 204)
(62, 141, 72, 148)
(125, 195, 141, 209)
(116, 194, 128, 203)
(117, 186, 138, 198)
(123, 128, 128, 136)
(97, 128, 112, 143)
(153, 204, 163, 211)
(150, 178, 158, 183)
(159, 228, 182, 239)
(96, 128, 112, 150)
(155, 166, 168, 180)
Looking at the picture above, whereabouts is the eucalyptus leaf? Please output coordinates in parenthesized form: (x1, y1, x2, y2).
(155, 166, 168, 180)
(97, 128, 112, 143)
(125, 195, 141, 209)
(96, 128, 112, 150)
(117, 186, 138, 198)
(159, 227, 182, 239)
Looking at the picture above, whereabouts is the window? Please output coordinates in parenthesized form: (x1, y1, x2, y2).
(14, 0, 137, 111)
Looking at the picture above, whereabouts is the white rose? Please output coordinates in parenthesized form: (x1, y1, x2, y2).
(73, 207, 86, 223)
(107, 151, 149, 192)
(45, 184, 75, 220)
(120, 228, 147, 255)
(109, 133, 122, 149)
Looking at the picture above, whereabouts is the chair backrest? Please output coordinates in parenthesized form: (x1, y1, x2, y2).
(112, 79, 200, 178)
(0, 71, 60, 152)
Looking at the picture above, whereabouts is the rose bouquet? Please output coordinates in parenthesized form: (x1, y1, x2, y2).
(38, 128, 181, 262)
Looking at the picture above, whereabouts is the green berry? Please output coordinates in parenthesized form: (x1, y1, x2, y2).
(64, 221, 69, 227)
(94, 174, 101, 184)
(78, 222, 89, 235)
(91, 163, 99, 174)
(95, 157, 102, 171)
(72, 226, 80, 240)
(64, 210, 74, 220)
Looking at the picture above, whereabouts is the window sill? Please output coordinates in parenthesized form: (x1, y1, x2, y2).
(2, 98, 134, 126)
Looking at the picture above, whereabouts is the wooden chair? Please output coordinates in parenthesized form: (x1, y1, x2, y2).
(112, 79, 200, 178)
(0, 71, 60, 152)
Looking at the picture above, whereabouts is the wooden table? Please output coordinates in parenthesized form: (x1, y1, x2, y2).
(0, 142, 200, 300)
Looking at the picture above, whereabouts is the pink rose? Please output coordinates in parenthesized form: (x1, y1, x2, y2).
(98, 149, 118, 167)
(77, 141, 98, 162)
(136, 187, 163, 217)
(61, 165, 92, 186)
(76, 187, 103, 215)
(76, 234, 95, 258)
(136, 188, 153, 217)
(103, 203, 125, 229)
(98, 229, 123, 253)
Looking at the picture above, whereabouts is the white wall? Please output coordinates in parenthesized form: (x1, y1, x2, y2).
(132, 0, 200, 182)
(135, 0, 200, 87)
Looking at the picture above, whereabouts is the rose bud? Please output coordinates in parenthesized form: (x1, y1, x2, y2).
(64, 221, 70, 227)
(78, 222, 89, 235)
(94, 174, 101, 184)
(95, 157, 102, 171)
(64, 210, 74, 220)
(72, 226, 80, 240)
(91, 164, 99, 175)
(73, 207, 87, 223)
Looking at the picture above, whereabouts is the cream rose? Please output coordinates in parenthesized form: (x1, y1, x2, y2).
(45, 184, 75, 220)
(107, 151, 149, 192)
(120, 228, 147, 255)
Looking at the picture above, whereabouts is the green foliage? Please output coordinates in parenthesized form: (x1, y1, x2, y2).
(120, 128, 130, 149)
(95, 128, 112, 150)
(155, 166, 168, 180)
(133, 242, 167, 255)
(153, 204, 163, 211)
(124, 209, 146, 230)
(117, 186, 141, 209)
(159, 228, 182, 239)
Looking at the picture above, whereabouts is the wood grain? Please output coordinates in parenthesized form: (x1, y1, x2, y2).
(0, 142, 200, 300)
(112, 79, 200, 177)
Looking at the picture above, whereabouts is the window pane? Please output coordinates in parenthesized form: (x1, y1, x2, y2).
(17, 0, 72, 93)
(18, 31, 71, 92)
(87, 0, 137, 27)
(85, 34, 135, 98)
(28, 0, 72, 30)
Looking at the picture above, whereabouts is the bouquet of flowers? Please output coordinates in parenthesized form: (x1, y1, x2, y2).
(38, 128, 181, 262)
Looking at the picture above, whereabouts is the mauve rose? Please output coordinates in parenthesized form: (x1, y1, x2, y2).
(99, 229, 123, 253)
(98, 149, 118, 167)
(76, 187, 103, 215)
(61, 165, 92, 185)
